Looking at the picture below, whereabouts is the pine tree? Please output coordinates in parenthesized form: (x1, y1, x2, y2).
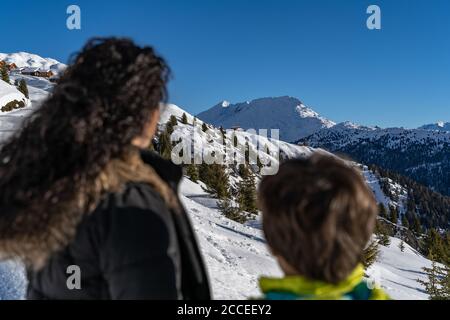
(424, 229, 447, 264)
(375, 221, 391, 246)
(169, 114, 178, 126)
(202, 122, 208, 133)
(378, 203, 387, 219)
(401, 215, 409, 229)
(412, 213, 423, 234)
(181, 112, 188, 124)
(237, 165, 257, 214)
(389, 206, 398, 224)
(418, 257, 450, 300)
(159, 130, 172, 160)
(199, 163, 229, 199)
(186, 164, 199, 182)
(166, 116, 177, 135)
(238, 164, 249, 179)
(17, 79, 29, 98)
(362, 240, 379, 269)
(399, 240, 405, 252)
(0, 65, 9, 83)
(218, 198, 248, 223)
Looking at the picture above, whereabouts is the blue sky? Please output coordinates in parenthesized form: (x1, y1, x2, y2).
(2, 0, 450, 128)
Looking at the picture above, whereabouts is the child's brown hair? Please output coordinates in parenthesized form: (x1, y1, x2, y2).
(258, 154, 378, 284)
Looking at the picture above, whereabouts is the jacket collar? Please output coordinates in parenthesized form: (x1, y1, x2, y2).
(259, 264, 365, 300)
(139, 149, 183, 188)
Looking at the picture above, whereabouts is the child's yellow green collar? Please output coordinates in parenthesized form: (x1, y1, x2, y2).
(259, 264, 374, 300)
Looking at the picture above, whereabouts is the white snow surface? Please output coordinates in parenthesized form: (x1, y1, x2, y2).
(0, 52, 66, 75)
(197, 96, 335, 142)
(0, 81, 28, 110)
(0, 74, 51, 142)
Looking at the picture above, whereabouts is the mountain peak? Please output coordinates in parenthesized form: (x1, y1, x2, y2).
(197, 96, 335, 142)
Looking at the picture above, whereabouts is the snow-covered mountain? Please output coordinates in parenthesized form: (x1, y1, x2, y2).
(0, 87, 439, 300)
(304, 121, 450, 149)
(419, 121, 450, 132)
(0, 52, 66, 75)
(0, 56, 442, 300)
(302, 122, 450, 198)
(197, 96, 335, 143)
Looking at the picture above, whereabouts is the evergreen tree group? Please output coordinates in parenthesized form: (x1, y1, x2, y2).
(375, 220, 392, 246)
(158, 116, 177, 160)
(236, 164, 257, 214)
(418, 257, 450, 300)
(181, 112, 188, 124)
(0, 64, 9, 83)
(217, 198, 248, 223)
(198, 163, 230, 199)
(17, 79, 29, 98)
(362, 240, 379, 269)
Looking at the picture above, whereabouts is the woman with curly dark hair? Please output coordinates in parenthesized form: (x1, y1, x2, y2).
(0, 38, 210, 300)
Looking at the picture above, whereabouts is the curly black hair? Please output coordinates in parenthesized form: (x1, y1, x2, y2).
(0, 38, 170, 267)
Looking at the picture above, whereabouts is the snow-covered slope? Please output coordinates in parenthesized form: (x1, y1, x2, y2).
(162, 103, 318, 173)
(0, 52, 66, 75)
(303, 122, 450, 197)
(419, 121, 450, 132)
(197, 96, 335, 143)
(367, 237, 434, 300)
(0, 81, 28, 110)
(0, 98, 438, 300)
(160, 103, 199, 125)
(0, 74, 52, 142)
(0, 174, 437, 300)
(183, 175, 434, 300)
(304, 121, 450, 149)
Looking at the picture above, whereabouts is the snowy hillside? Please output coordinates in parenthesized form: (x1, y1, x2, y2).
(177, 175, 435, 300)
(197, 96, 335, 143)
(419, 121, 450, 132)
(0, 173, 436, 300)
(164, 104, 317, 170)
(0, 52, 66, 75)
(304, 121, 450, 149)
(0, 81, 29, 111)
(0, 62, 440, 300)
(303, 122, 450, 197)
(0, 74, 52, 142)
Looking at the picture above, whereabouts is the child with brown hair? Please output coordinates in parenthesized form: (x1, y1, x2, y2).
(257, 154, 389, 300)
